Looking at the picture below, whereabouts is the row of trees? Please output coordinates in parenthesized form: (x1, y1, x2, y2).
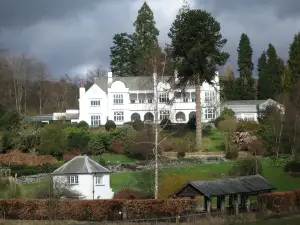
(222, 32, 300, 102)
(0, 53, 83, 115)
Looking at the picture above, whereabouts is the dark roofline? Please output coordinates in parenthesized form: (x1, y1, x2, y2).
(171, 175, 276, 198)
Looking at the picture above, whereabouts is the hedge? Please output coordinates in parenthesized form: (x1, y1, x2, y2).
(257, 191, 297, 213)
(0, 199, 198, 221)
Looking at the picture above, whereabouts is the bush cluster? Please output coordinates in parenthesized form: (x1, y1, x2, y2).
(284, 159, 300, 173)
(228, 157, 263, 177)
(7, 163, 62, 177)
(257, 189, 300, 213)
(113, 188, 153, 200)
(0, 199, 198, 221)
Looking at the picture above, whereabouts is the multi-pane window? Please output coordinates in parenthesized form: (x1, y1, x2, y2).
(113, 94, 123, 105)
(160, 110, 170, 120)
(204, 91, 216, 103)
(114, 111, 124, 122)
(159, 93, 169, 103)
(90, 100, 100, 106)
(191, 92, 196, 102)
(205, 108, 216, 120)
(91, 115, 101, 126)
(95, 176, 104, 185)
(67, 175, 79, 185)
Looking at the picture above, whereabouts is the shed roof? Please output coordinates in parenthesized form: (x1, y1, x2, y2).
(52, 155, 110, 175)
(172, 175, 276, 198)
(225, 100, 267, 106)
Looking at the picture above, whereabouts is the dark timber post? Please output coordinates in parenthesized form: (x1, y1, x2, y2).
(234, 194, 239, 215)
(220, 196, 226, 213)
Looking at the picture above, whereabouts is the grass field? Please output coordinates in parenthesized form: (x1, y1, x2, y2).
(245, 215, 300, 225)
(90, 153, 136, 164)
(110, 157, 300, 195)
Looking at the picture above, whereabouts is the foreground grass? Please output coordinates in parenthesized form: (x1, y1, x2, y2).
(245, 215, 300, 225)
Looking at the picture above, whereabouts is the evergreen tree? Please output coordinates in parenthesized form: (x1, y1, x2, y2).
(237, 33, 253, 78)
(110, 2, 161, 77)
(282, 65, 292, 94)
(132, 2, 160, 76)
(288, 32, 300, 86)
(266, 43, 283, 99)
(257, 51, 271, 99)
(235, 33, 255, 100)
(110, 33, 137, 76)
(168, 9, 229, 151)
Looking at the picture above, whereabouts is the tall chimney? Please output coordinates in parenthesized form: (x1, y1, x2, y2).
(79, 82, 85, 98)
(108, 71, 113, 84)
(174, 70, 179, 83)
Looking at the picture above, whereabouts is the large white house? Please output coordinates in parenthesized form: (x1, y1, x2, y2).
(52, 155, 114, 200)
(77, 71, 221, 126)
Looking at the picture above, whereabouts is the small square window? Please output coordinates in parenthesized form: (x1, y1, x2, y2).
(67, 175, 79, 184)
(95, 176, 104, 185)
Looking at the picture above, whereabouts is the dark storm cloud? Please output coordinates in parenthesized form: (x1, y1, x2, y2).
(0, 0, 100, 29)
(1, 0, 300, 78)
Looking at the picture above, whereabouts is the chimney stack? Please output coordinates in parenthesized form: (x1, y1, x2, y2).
(108, 71, 113, 84)
(79, 82, 85, 98)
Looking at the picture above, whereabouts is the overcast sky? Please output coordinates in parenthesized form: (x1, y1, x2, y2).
(0, 0, 299, 78)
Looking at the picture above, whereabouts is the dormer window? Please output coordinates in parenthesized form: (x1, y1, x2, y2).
(113, 94, 124, 105)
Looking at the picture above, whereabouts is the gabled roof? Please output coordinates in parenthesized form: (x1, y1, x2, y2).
(94, 76, 176, 93)
(52, 155, 110, 175)
(172, 175, 276, 198)
(225, 100, 267, 106)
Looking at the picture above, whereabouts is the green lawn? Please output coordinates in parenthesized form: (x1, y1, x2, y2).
(110, 158, 300, 193)
(245, 215, 300, 225)
(90, 153, 136, 164)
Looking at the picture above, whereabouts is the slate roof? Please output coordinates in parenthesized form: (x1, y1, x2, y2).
(52, 155, 110, 175)
(27, 114, 53, 122)
(94, 76, 176, 93)
(173, 175, 276, 198)
(225, 100, 267, 106)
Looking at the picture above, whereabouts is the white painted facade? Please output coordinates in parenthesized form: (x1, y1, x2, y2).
(78, 72, 221, 126)
(52, 156, 114, 200)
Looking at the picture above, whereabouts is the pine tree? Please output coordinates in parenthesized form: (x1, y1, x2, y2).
(288, 32, 300, 86)
(282, 65, 292, 94)
(236, 33, 255, 99)
(133, 2, 160, 76)
(266, 43, 283, 99)
(110, 2, 161, 77)
(110, 33, 137, 76)
(237, 33, 253, 78)
(257, 51, 271, 99)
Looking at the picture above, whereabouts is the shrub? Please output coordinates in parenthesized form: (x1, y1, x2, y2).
(0, 177, 23, 198)
(0, 151, 57, 166)
(38, 124, 68, 158)
(132, 119, 144, 131)
(87, 133, 105, 155)
(236, 120, 259, 132)
(177, 151, 185, 159)
(228, 156, 263, 177)
(98, 157, 107, 166)
(111, 139, 125, 154)
(8, 163, 61, 177)
(63, 151, 80, 161)
(233, 132, 257, 151)
(76, 121, 89, 130)
(126, 132, 155, 160)
(64, 127, 90, 152)
(105, 120, 116, 131)
(225, 145, 239, 160)
(284, 159, 300, 173)
(258, 191, 296, 213)
(160, 118, 172, 130)
(214, 107, 235, 128)
(186, 117, 196, 130)
(113, 188, 152, 200)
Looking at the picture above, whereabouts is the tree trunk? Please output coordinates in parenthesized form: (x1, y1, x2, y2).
(195, 80, 202, 151)
(153, 72, 159, 199)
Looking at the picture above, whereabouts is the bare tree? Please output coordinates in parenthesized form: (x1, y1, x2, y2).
(34, 61, 49, 114)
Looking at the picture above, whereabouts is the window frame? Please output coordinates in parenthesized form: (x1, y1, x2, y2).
(91, 115, 101, 126)
(204, 108, 216, 120)
(204, 91, 216, 103)
(90, 100, 101, 107)
(114, 111, 124, 122)
(67, 175, 79, 185)
(113, 94, 124, 105)
(159, 110, 170, 120)
(95, 175, 104, 185)
(159, 93, 169, 103)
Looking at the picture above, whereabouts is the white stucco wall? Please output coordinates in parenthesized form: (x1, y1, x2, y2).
(77, 72, 221, 126)
(52, 173, 114, 200)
